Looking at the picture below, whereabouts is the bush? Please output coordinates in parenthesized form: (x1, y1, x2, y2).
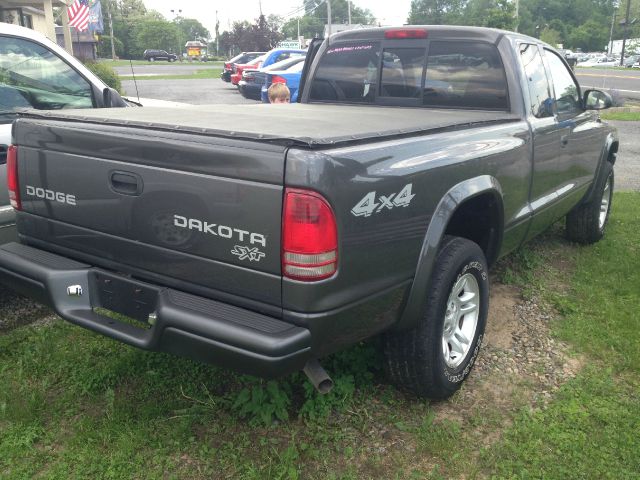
(83, 61, 122, 94)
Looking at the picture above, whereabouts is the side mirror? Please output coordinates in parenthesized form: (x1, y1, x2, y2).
(102, 87, 128, 108)
(583, 89, 613, 110)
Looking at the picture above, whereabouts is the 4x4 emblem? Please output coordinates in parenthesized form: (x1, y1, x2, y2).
(231, 245, 265, 262)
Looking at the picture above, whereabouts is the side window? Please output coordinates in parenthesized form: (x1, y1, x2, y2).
(519, 44, 553, 118)
(0, 35, 93, 111)
(544, 50, 580, 115)
(424, 42, 509, 110)
(380, 48, 425, 98)
(309, 42, 380, 103)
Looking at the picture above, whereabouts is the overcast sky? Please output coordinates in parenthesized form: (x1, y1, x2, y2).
(142, 0, 412, 37)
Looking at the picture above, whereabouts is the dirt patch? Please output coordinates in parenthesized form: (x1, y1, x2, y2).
(432, 279, 585, 433)
(0, 289, 51, 333)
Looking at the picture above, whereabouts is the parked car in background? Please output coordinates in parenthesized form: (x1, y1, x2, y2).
(261, 60, 305, 102)
(231, 48, 306, 86)
(558, 49, 578, 69)
(0, 23, 184, 244)
(623, 55, 639, 67)
(239, 56, 306, 100)
(231, 55, 266, 86)
(580, 55, 618, 67)
(221, 52, 265, 82)
(143, 49, 178, 62)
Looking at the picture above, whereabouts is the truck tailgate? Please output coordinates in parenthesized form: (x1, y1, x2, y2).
(13, 118, 284, 307)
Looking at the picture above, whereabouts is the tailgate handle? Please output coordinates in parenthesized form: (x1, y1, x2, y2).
(109, 171, 143, 196)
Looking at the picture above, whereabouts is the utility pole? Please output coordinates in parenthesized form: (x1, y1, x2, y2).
(620, 0, 632, 66)
(327, 0, 332, 37)
(348, 0, 351, 25)
(107, 1, 116, 60)
(608, 12, 618, 56)
(215, 10, 219, 57)
(514, 0, 519, 32)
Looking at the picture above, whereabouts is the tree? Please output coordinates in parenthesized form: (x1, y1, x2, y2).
(136, 19, 180, 54)
(568, 19, 610, 51)
(96, 35, 124, 58)
(407, 0, 465, 24)
(540, 27, 562, 46)
(305, 0, 375, 25)
(282, 16, 324, 39)
(174, 17, 210, 42)
(462, 0, 517, 29)
(226, 16, 284, 53)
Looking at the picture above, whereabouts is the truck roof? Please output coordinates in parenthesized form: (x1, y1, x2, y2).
(329, 25, 538, 45)
(21, 104, 519, 148)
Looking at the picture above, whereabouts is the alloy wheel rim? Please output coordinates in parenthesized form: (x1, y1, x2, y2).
(442, 273, 480, 369)
(599, 174, 612, 230)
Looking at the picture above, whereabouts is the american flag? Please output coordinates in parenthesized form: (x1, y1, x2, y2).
(68, 0, 90, 32)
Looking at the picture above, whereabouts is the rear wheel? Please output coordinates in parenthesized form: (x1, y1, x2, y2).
(384, 236, 489, 399)
(566, 162, 614, 244)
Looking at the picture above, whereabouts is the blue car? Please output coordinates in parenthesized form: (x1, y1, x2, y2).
(260, 48, 306, 69)
(261, 60, 305, 103)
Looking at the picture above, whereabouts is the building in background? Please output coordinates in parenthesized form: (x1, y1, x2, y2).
(0, 0, 67, 43)
(55, 25, 97, 60)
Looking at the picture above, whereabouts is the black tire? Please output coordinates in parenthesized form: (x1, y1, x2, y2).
(384, 236, 489, 400)
(566, 162, 614, 244)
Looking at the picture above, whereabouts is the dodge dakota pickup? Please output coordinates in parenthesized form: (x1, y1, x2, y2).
(0, 26, 617, 399)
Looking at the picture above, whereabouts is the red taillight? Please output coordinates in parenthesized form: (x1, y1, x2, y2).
(271, 75, 287, 85)
(384, 29, 428, 39)
(282, 189, 338, 281)
(7, 145, 20, 210)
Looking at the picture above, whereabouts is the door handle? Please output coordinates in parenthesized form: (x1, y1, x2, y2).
(109, 171, 143, 196)
(560, 135, 569, 146)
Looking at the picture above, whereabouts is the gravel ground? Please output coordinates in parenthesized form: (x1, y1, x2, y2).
(121, 79, 256, 105)
(608, 120, 640, 191)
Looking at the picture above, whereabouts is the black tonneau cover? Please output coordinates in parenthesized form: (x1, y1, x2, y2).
(22, 103, 519, 148)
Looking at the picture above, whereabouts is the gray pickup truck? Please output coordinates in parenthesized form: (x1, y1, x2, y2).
(0, 26, 617, 399)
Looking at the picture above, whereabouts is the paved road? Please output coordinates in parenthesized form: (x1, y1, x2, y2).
(122, 78, 256, 105)
(575, 67, 640, 101)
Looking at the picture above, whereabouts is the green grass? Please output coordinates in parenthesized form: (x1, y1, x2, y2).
(0, 193, 639, 478)
(482, 192, 640, 478)
(601, 111, 640, 121)
(100, 59, 223, 67)
(119, 68, 222, 81)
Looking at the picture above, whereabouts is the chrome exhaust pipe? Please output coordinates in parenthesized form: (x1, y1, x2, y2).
(303, 359, 333, 394)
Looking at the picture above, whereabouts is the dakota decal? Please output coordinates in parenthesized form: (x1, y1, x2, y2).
(173, 215, 267, 247)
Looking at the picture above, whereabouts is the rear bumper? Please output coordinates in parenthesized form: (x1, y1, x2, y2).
(0, 242, 311, 377)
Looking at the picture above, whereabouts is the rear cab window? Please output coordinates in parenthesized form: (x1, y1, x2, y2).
(309, 37, 509, 111)
(309, 42, 380, 103)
